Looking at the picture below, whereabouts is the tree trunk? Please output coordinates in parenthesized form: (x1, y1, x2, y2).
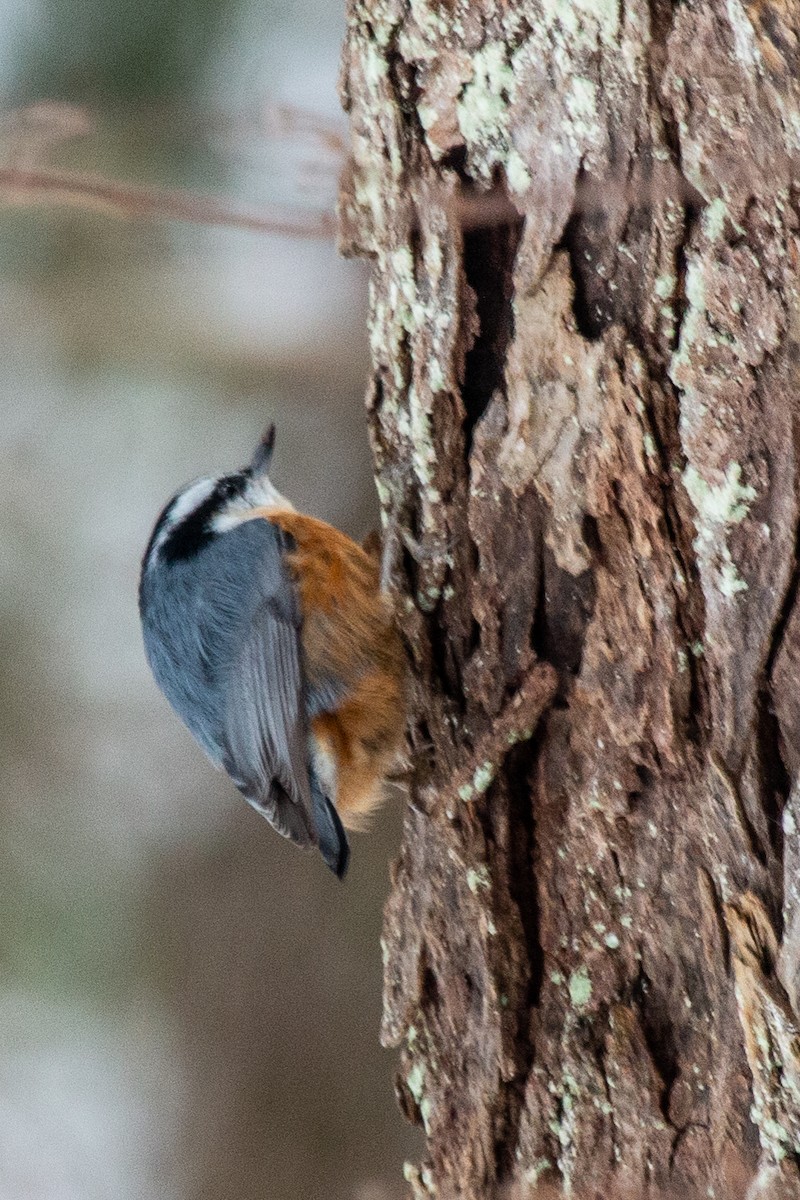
(339, 2, 800, 1197)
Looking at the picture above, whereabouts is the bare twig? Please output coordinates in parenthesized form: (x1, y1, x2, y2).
(0, 165, 337, 239)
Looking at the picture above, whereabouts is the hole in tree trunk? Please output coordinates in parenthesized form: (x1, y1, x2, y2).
(461, 197, 523, 449)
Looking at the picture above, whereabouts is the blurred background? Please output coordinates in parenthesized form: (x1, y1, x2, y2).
(0, 1, 419, 1196)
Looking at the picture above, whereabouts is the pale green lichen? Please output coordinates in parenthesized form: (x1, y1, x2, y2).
(604, 932, 620, 950)
(704, 196, 730, 241)
(568, 965, 592, 1008)
(451, 38, 543, 192)
(389, 247, 420, 335)
(473, 762, 496, 793)
(456, 42, 515, 145)
(655, 273, 676, 300)
(407, 1058, 435, 1131)
(420, 1164, 437, 1194)
(683, 461, 756, 600)
(408, 0, 449, 40)
(353, 159, 387, 232)
(422, 231, 443, 281)
(719, 560, 748, 598)
(458, 783, 474, 802)
(565, 76, 597, 128)
(506, 148, 532, 192)
(403, 1160, 437, 1194)
(367, 3, 399, 49)
(546, 1068, 585, 1166)
(466, 866, 491, 894)
(684, 461, 756, 528)
(407, 385, 437, 493)
(666, 194, 748, 400)
(417, 102, 437, 131)
(524, 1158, 553, 1185)
(428, 359, 445, 392)
(363, 39, 389, 88)
(375, 476, 390, 516)
(416, 588, 440, 613)
(750, 1104, 800, 1160)
(669, 258, 706, 383)
(725, 0, 759, 70)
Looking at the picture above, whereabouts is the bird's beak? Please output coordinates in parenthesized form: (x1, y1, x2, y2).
(250, 424, 276, 475)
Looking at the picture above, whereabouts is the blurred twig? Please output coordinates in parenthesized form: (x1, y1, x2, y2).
(0, 99, 338, 238)
(0, 164, 337, 238)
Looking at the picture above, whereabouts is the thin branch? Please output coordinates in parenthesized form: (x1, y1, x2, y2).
(0, 165, 337, 239)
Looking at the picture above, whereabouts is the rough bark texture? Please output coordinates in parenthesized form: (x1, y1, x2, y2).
(339, 1, 800, 1196)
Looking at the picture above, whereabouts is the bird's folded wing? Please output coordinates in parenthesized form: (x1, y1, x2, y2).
(222, 591, 317, 847)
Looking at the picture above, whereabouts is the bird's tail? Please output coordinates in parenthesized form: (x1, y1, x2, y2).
(310, 773, 350, 879)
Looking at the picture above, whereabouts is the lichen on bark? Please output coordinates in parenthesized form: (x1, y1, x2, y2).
(339, 0, 800, 1195)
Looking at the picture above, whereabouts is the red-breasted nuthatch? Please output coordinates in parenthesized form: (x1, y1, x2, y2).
(139, 426, 406, 878)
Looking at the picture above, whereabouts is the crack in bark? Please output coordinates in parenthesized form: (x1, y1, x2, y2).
(532, 540, 598, 683)
(492, 732, 547, 1183)
(698, 865, 731, 970)
(709, 752, 768, 868)
(755, 696, 790, 862)
(558, 200, 616, 341)
(461, 204, 523, 448)
(632, 962, 680, 1126)
(651, 202, 712, 745)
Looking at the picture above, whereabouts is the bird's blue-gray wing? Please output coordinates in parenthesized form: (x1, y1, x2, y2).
(221, 584, 316, 848)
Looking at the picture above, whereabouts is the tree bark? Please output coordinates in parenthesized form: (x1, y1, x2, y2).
(339, 2, 800, 1197)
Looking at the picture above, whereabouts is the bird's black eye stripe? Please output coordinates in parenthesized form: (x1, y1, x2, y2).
(153, 472, 249, 565)
(160, 497, 217, 562)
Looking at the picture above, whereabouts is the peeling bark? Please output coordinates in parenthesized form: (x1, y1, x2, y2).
(339, 0, 800, 1195)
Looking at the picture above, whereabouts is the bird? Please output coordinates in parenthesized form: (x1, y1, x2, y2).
(138, 425, 406, 878)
